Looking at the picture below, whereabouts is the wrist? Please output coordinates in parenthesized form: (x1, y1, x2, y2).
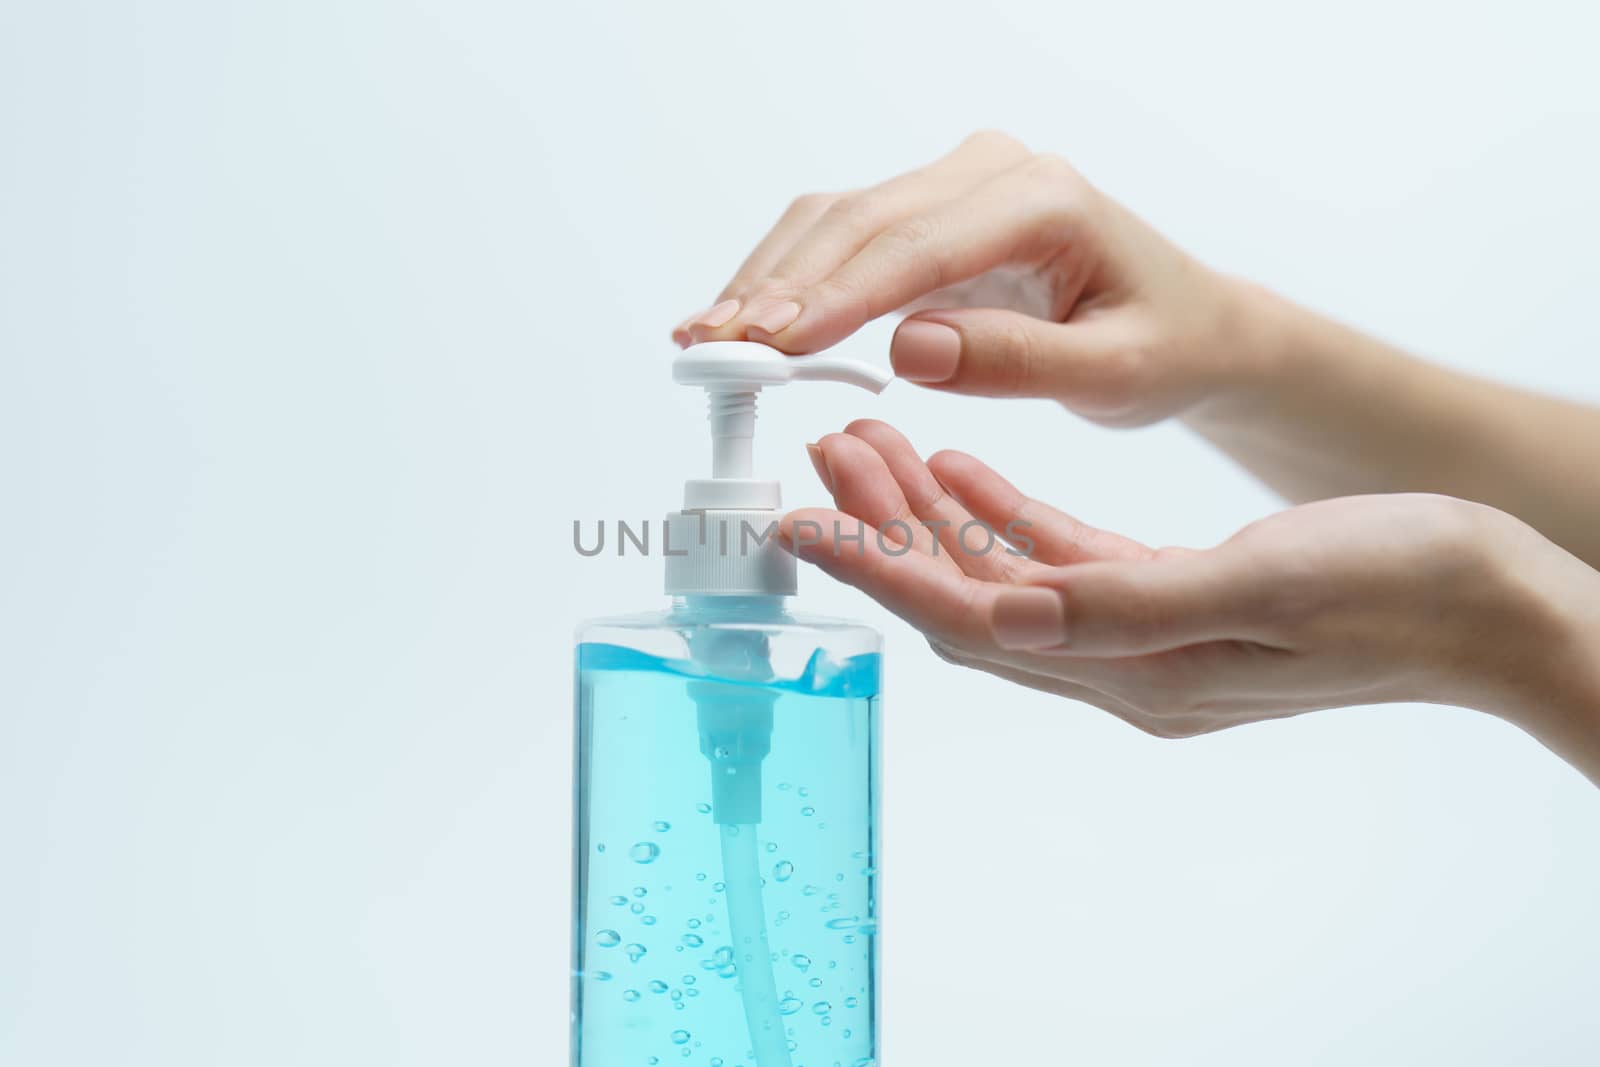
(1184, 277, 1317, 429)
(1468, 515, 1600, 783)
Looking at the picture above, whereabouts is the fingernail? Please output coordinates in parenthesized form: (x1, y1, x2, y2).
(991, 588, 1067, 650)
(892, 320, 962, 383)
(695, 299, 741, 330)
(671, 311, 705, 347)
(806, 442, 835, 494)
(747, 300, 802, 337)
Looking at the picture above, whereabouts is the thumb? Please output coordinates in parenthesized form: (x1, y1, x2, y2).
(989, 549, 1278, 656)
(891, 308, 1130, 411)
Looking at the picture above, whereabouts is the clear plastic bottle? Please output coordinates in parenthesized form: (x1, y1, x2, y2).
(572, 598, 883, 1062)
(573, 597, 881, 1067)
(572, 341, 891, 1067)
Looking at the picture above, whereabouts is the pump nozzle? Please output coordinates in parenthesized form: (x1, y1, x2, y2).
(665, 342, 890, 598)
(673, 340, 893, 393)
(674, 341, 889, 487)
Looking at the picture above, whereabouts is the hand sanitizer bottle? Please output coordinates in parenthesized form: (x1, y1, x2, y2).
(573, 343, 890, 1067)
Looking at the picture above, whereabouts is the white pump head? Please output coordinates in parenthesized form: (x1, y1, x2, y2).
(664, 341, 890, 596)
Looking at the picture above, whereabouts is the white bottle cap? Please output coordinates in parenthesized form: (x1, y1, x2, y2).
(665, 341, 890, 597)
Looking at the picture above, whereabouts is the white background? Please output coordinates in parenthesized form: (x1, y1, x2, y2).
(4, 1, 1599, 1064)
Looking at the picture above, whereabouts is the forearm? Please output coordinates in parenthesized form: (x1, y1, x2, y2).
(1185, 284, 1600, 568)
